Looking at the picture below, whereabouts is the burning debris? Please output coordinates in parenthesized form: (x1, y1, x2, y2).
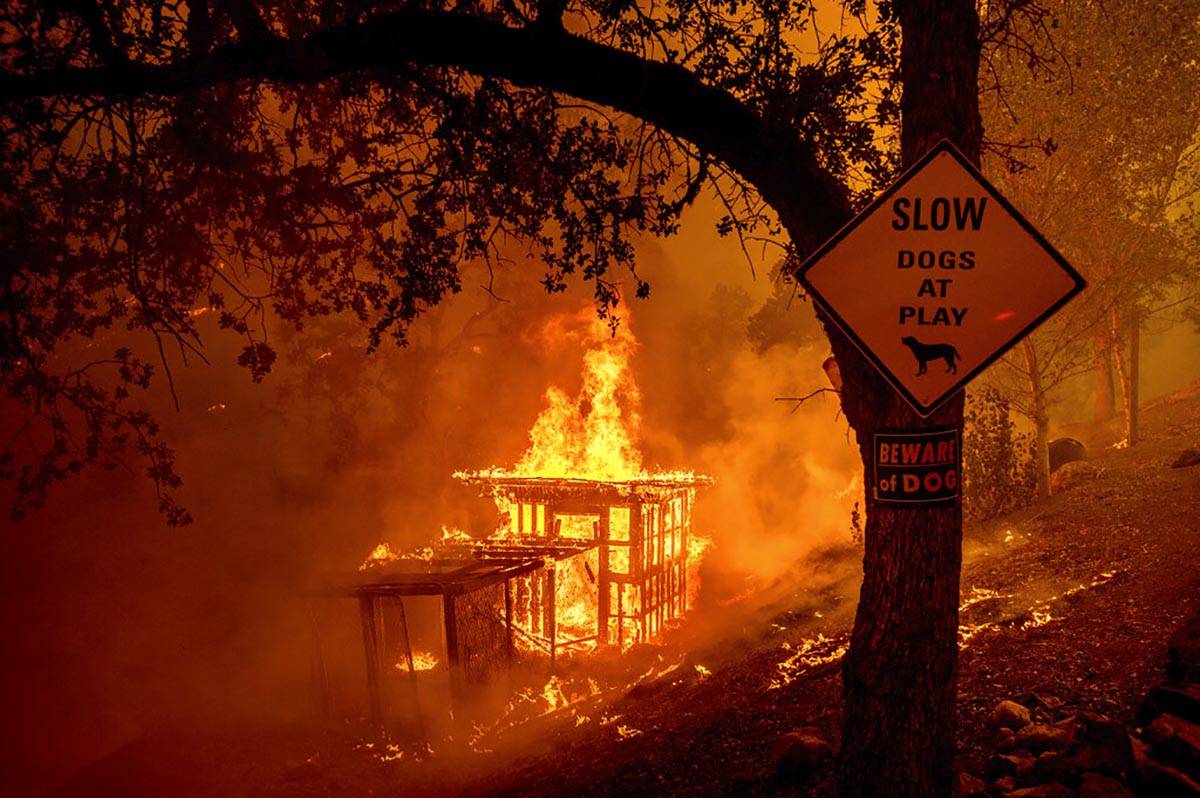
(768, 633, 850, 691)
(394, 651, 439, 673)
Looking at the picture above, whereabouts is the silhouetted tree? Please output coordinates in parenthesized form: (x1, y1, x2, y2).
(982, 0, 1200, 467)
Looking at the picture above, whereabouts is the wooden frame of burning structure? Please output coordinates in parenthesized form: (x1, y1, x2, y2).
(347, 557, 544, 730)
(456, 472, 714, 656)
(343, 472, 711, 731)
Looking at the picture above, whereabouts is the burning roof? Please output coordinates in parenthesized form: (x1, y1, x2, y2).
(453, 470, 715, 503)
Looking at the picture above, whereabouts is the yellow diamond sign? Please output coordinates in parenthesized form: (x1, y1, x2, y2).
(796, 140, 1086, 416)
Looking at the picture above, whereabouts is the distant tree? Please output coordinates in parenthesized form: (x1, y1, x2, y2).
(980, 0, 1200, 487)
(986, 298, 1106, 496)
(746, 259, 825, 354)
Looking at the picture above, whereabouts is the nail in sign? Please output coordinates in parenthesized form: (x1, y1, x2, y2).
(796, 140, 1086, 416)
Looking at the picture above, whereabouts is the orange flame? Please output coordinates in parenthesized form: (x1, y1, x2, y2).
(512, 309, 642, 481)
(360, 542, 400, 570)
(394, 651, 439, 672)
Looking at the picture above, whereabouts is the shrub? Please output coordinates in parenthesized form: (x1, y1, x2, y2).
(963, 386, 1037, 523)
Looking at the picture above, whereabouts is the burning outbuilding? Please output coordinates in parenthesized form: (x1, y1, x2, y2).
(453, 470, 713, 655)
(346, 308, 713, 732)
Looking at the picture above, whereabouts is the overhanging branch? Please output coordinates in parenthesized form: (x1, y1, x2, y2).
(0, 8, 850, 250)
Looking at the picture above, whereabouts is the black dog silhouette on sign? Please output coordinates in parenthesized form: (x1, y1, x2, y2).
(900, 336, 960, 376)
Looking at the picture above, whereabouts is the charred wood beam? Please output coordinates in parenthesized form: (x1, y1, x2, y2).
(358, 594, 384, 731)
(0, 9, 849, 251)
(442, 593, 463, 711)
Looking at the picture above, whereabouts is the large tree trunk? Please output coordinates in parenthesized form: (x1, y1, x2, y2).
(1023, 338, 1052, 498)
(829, 2, 980, 796)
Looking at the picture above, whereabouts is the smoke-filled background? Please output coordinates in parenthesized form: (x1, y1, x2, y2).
(0, 198, 864, 796)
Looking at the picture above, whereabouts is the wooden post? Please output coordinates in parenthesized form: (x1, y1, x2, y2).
(306, 600, 332, 726)
(396, 597, 427, 742)
(641, 506, 649, 641)
(597, 507, 611, 645)
(657, 501, 666, 634)
(630, 502, 643, 643)
(504, 578, 514, 668)
(680, 491, 690, 612)
(616, 584, 624, 649)
(443, 592, 461, 709)
(545, 565, 557, 665)
(358, 593, 383, 732)
(531, 568, 542, 635)
(639, 578, 647, 642)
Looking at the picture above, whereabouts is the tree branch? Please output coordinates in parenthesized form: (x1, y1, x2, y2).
(216, 0, 271, 42)
(0, 8, 849, 251)
(64, 0, 128, 65)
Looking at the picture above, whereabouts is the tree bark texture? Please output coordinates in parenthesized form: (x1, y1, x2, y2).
(1111, 308, 1135, 447)
(829, 3, 980, 796)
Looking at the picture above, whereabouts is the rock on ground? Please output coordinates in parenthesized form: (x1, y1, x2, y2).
(1171, 448, 1200, 469)
(771, 727, 833, 783)
(993, 700, 1033, 730)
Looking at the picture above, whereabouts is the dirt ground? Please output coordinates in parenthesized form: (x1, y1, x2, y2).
(48, 383, 1200, 797)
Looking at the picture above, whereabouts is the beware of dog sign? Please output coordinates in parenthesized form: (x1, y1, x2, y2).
(873, 428, 960, 505)
(796, 140, 1086, 416)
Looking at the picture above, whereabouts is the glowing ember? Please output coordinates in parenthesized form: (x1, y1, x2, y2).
(768, 633, 850, 690)
(958, 570, 1121, 646)
(360, 542, 400, 570)
(440, 526, 472, 543)
(541, 675, 568, 713)
(394, 651, 439, 672)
